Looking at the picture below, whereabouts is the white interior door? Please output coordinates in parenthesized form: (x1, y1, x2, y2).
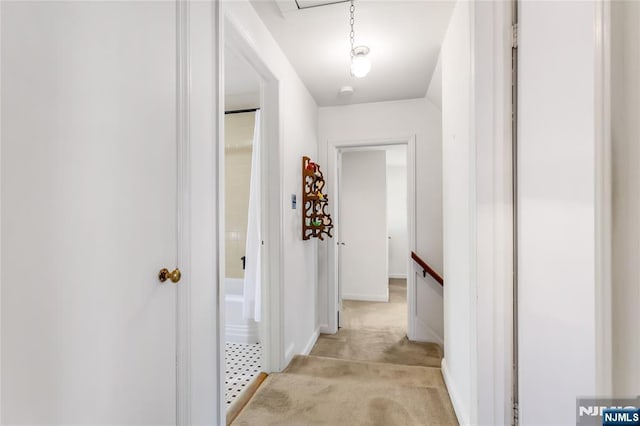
(2, 2, 178, 423)
(339, 150, 388, 303)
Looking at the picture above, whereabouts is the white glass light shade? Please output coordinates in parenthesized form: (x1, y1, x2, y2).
(350, 52, 371, 78)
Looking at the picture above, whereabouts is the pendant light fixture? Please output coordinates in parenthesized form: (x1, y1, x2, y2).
(349, 0, 371, 78)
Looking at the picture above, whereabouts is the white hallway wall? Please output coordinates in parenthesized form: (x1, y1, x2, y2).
(440, 1, 473, 422)
(518, 1, 602, 424)
(611, 0, 640, 398)
(317, 98, 443, 330)
(224, 0, 320, 365)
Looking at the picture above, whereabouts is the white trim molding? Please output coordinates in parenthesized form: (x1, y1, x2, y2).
(285, 342, 295, 366)
(0, 2, 3, 421)
(176, 1, 191, 424)
(302, 327, 321, 356)
(594, 0, 612, 397)
(441, 358, 466, 426)
(187, 0, 222, 423)
(342, 293, 389, 303)
(470, 1, 514, 425)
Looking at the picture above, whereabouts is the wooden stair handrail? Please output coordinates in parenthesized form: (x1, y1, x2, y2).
(411, 251, 444, 286)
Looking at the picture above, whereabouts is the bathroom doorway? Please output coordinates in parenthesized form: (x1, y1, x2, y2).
(222, 44, 263, 411)
(220, 15, 285, 422)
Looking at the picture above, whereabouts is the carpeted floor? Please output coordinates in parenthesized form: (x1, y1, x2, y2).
(311, 279, 443, 367)
(231, 279, 457, 425)
(340, 278, 409, 331)
(310, 327, 442, 368)
(231, 355, 457, 426)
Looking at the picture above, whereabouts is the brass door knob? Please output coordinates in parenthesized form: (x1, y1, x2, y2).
(158, 268, 181, 283)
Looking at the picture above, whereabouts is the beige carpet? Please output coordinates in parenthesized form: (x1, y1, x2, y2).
(231, 355, 458, 426)
(340, 278, 408, 331)
(311, 279, 443, 367)
(310, 328, 442, 367)
(231, 279, 457, 425)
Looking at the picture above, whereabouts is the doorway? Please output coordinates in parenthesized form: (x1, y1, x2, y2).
(337, 146, 408, 334)
(326, 137, 419, 339)
(222, 46, 263, 411)
(219, 11, 285, 424)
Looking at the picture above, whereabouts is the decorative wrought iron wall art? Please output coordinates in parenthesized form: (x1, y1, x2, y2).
(302, 156, 334, 240)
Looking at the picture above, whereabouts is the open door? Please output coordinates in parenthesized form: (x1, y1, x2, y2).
(338, 150, 389, 303)
(2, 2, 181, 423)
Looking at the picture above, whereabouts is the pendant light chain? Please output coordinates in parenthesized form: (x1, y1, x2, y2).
(348, 0, 370, 78)
(349, 0, 355, 58)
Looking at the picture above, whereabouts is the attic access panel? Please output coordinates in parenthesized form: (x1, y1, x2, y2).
(295, 0, 349, 10)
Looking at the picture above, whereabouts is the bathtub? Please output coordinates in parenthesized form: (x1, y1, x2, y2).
(225, 278, 260, 344)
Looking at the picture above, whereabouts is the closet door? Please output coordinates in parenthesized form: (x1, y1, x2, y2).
(1, 2, 178, 423)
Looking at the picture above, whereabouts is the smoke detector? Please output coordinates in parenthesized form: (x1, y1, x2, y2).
(338, 86, 354, 97)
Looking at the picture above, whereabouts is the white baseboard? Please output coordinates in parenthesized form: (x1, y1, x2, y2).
(318, 324, 333, 334)
(302, 327, 320, 355)
(441, 358, 467, 426)
(283, 328, 320, 368)
(284, 342, 295, 366)
(389, 273, 408, 279)
(342, 293, 389, 302)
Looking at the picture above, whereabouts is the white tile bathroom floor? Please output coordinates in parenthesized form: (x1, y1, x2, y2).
(225, 342, 262, 408)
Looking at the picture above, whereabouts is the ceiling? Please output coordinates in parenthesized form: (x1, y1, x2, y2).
(250, 0, 454, 106)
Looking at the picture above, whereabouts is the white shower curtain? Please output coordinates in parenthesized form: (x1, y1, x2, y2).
(243, 111, 261, 322)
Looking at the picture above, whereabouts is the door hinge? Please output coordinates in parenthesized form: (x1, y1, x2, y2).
(512, 23, 519, 49)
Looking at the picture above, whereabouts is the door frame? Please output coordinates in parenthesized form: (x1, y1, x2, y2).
(594, 0, 612, 397)
(469, 2, 515, 423)
(326, 136, 417, 337)
(216, 7, 285, 423)
(176, 2, 190, 423)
